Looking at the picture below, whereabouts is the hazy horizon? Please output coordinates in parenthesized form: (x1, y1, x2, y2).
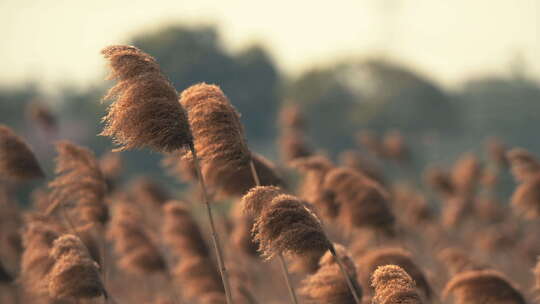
(1, 0, 539, 92)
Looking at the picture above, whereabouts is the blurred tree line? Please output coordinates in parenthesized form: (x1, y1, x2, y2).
(1, 24, 539, 191)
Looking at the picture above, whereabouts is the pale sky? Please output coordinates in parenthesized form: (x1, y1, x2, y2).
(0, 0, 538, 92)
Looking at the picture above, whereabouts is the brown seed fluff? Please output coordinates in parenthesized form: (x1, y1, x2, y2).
(179, 83, 252, 195)
(511, 174, 540, 219)
(174, 255, 224, 300)
(101, 45, 193, 152)
(423, 166, 455, 198)
(371, 265, 423, 304)
(292, 155, 339, 220)
(108, 202, 166, 274)
(442, 269, 526, 304)
(48, 234, 105, 299)
(382, 130, 409, 162)
(299, 244, 362, 303)
(20, 219, 62, 296)
(48, 141, 108, 225)
(162, 201, 210, 257)
(436, 247, 487, 276)
(451, 153, 481, 196)
(0, 124, 44, 181)
(323, 167, 394, 234)
(279, 129, 313, 164)
(357, 247, 432, 300)
(252, 193, 331, 260)
(507, 148, 540, 182)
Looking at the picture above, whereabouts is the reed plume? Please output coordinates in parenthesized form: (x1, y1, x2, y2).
(451, 153, 481, 196)
(101, 45, 193, 152)
(323, 167, 394, 235)
(357, 247, 432, 300)
(20, 218, 62, 296)
(423, 166, 455, 198)
(26, 101, 58, 133)
(162, 201, 209, 257)
(130, 176, 171, 208)
(242, 188, 330, 260)
(0, 124, 44, 181)
(510, 174, 540, 219)
(338, 150, 384, 185)
(299, 244, 362, 303)
(485, 137, 508, 168)
(99, 151, 123, 191)
(174, 256, 224, 300)
(382, 130, 409, 162)
(371, 265, 423, 304)
(47, 141, 108, 225)
(292, 155, 338, 220)
(280, 104, 306, 130)
(437, 247, 486, 276)
(279, 130, 313, 164)
(443, 269, 526, 304)
(108, 202, 166, 274)
(507, 148, 540, 182)
(47, 234, 105, 300)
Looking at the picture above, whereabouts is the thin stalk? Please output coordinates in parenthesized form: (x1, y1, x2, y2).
(277, 253, 299, 304)
(190, 144, 233, 304)
(328, 244, 361, 304)
(248, 158, 298, 304)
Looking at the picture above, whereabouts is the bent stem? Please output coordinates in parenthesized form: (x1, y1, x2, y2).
(190, 144, 233, 304)
(328, 243, 362, 304)
(249, 158, 298, 304)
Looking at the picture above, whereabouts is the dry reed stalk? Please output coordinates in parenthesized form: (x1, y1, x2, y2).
(46, 141, 108, 226)
(371, 265, 424, 304)
(0, 124, 44, 182)
(299, 244, 362, 303)
(442, 269, 526, 304)
(47, 234, 106, 300)
(357, 247, 432, 300)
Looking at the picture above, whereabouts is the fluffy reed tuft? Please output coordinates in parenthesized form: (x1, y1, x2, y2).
(20, 218, 63, 296)
(179, 83, 252, 192)
(442, 269, 526, 304)
(437, 247, 486, 276)
(510, 174, 540, 219)
(293, 155, 339, 219)
(451, 153, 481, 196)
(357, 247, 431, 300)
(48, 234, 105, 300)
(299, 244, 362, 303)
(108, 202, 166, 274)
(174, 256, 224, 300)
(323, 167, 394, 234)
(26, 101, 58, 133)
(162, 201, 209, 257)
(251, 193, 331, 260)
(279, 130, 313, 164)
(371, 265, 423, 304)
(130, 176, 171, 208)
(47, 141, 108, 225)
(0, 124, 44, 181)
(507, 148, 540, 182)
(423, 166, 455, 198)
(101, 45, 193, 152)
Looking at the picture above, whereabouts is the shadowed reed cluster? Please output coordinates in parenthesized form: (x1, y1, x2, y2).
(47, 141, 108, 225)
(101, 45, 193, 152)
(0, 124, 44, 182)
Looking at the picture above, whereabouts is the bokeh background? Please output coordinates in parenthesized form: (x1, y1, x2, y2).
(1, 0, 539, 195)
